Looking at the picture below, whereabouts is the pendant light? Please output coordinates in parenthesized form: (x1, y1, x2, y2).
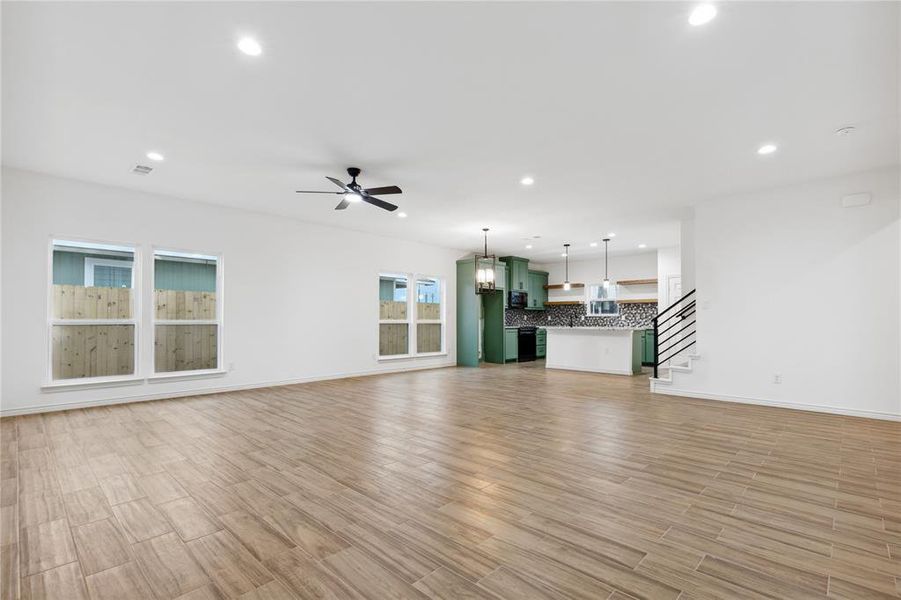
(602, 237, 611, 288)
(475, 228, 497, 294)
(562, 243, 571, 291)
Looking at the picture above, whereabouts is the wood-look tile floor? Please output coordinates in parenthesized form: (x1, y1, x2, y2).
(2, 362, 900, 599)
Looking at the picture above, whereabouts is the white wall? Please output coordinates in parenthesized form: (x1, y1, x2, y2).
(670, 167, 901, 419)
(680, 209, 695, 292)
(656, 245, 681, 308)
(1, 168, 462, 415)
(533, 251, 657, 303)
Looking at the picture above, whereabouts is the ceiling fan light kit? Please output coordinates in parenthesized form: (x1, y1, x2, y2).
(296, 167, 402, 212)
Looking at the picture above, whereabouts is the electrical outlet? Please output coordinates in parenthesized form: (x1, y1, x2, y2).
(773, 373, 782, 384)
(580, 315, 585, 320)
(547, 316, 552, 322)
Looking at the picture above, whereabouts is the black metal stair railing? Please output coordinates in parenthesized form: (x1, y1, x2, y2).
(653, 289, 697, 379)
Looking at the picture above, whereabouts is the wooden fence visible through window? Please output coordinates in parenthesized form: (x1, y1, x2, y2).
(50, 285, 218, 379)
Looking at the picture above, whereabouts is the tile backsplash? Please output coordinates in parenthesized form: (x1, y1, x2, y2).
(505, 302, 657, 329)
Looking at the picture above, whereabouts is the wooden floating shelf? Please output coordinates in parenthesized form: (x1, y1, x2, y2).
(544, 301, 584, 306)
(618, 298, 658, 304)
(544, 283, 585, 290)
(617, 278, 658, 286)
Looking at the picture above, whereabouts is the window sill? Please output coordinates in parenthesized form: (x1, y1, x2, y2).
(378, 352, 448, 362)
(41, 376, 145, 392)
(147, 369, 227, 383)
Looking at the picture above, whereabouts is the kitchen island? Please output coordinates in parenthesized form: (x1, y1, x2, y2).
(544, 327, 644, 375)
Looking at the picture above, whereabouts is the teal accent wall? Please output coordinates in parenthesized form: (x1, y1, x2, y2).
(154, 259, 216, 292)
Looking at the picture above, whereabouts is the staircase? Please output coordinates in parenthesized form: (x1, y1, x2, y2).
(648, 289, 697, 393)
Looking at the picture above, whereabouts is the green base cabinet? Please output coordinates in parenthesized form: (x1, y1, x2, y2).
(536, 328, 547, 358)
(504, 328, 519, 362)
(641, 329, 655, 365)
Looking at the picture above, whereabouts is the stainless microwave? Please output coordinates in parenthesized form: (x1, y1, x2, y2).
(508, 290, 528, 309)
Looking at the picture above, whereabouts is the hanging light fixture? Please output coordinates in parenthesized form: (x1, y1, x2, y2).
(475, 228, 497, 294)
(602, 237, 611, 288)
(562, 243, 571, 291)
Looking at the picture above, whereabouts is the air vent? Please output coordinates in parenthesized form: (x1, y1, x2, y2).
(842, 192, 871, 208)
(131, 164, 153, 175)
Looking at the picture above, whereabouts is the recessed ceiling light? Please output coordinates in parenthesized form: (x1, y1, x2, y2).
(589, 242, 598, 247)
(397, 212, 407, 219)
(689, 4, 717, 26)
(344, 193, 362, 203)
(237, 37, 263, 56)
(525, 244, 533, 249)
(638, 243, 647, 249)
(607, 232, 616, 238)
(146, 151, 164, 162)
(757, 144, 778, 155)
(520, 176, 535, 186)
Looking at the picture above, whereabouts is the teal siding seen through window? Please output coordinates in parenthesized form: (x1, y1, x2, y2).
(379, 276, 407, 302)
(52, 250, 216, 292)
(154, 258, 216, 292)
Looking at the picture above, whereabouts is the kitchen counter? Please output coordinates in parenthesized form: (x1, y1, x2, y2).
(544, 327, 643, 375)
(542, 326, 651, 331)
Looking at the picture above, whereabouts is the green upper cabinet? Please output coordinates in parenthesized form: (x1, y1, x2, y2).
(500, 256, 529, 292)
(527, 270, 548, 310)
(495, 262, 506, 291)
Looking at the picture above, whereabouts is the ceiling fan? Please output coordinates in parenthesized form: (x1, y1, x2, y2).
(296, 167, 402, 212)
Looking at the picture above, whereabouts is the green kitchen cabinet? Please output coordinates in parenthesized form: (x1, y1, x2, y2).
(642, 329, 656, 365)
(536, 328, 547, 358)
(504, 328, 519, 362)
(495, 262, 507, 308)
(456, 259, 482, 366)
(527, 270, 548, 310)
(500, 256, 529, 292)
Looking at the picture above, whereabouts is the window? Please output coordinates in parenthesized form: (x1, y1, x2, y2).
(588, 283, 618, 316)
(416, 277, 443, 353)
(379, 274, 409, 356)
(50, 240, 138, 381)
(153, 250, 221, 373)
(378, 273, 444, 358)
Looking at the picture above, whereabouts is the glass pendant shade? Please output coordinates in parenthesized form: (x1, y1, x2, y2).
(475, 228, 497, 295)
(563, 281, 571, 291)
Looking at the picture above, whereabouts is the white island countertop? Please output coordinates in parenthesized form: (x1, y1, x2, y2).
(542, 326, 650, 331)
(544, 327, 643, 375)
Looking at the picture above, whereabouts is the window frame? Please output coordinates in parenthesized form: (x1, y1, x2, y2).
(83, 256, 135, 288)
(150, 246, 224, 377)
(45, 237, 142, 386)
(414, 275, 445, 356)
(378, 271, 446, 360)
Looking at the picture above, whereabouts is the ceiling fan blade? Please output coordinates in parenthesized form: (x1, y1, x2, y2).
(295, 190, 343, 194)
(334, 197, 350, 210)
(362, 195, 398, 212)
(326, 176, 351, 191)
(362, 185, 402, 196)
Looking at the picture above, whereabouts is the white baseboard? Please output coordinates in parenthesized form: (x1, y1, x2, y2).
(654, 386, 901, 422)
(0, 361, 457, 417)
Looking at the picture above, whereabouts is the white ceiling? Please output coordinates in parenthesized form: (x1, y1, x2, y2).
(3, 2, 898, 261)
